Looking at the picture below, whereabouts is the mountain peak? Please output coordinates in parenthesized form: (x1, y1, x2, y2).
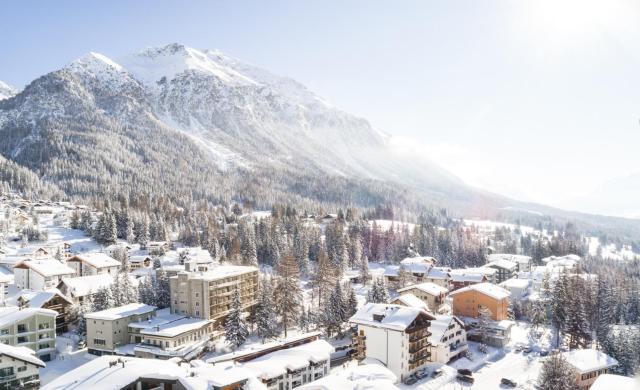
(119, 43, 258, 87)
(69, 52, 125, 72)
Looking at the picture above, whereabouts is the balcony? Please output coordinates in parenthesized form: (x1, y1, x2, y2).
(409, 344, 428, 354)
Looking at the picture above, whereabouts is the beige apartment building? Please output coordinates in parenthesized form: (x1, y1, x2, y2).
(0, 307, 57, 362)
(169, 266, 259, 328)
(85, 303, 156, 355)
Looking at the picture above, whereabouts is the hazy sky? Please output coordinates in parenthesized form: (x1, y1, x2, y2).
(1, 1, 640, 214)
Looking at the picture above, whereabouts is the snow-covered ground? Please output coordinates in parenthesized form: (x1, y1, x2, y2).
(40, 335, 97, 385)
(587, 236, 639, 261)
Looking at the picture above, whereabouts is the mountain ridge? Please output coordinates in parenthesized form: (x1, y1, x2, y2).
(1, 43, 639, 240)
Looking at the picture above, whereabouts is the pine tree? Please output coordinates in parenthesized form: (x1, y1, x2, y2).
(537, 354, 579, 390)
(274, 253, 302, 338)
(225, 286, 249, 348)
(312, 249, 335, 308)
(138, 276, 157, 306)
(530, 300, 547, 333)
(477, 305, 493, 346)
(156, 270, 171, 309)
(92, 286, 115, 311)
(74, 295, 93, 337)
(367, 278, 390, 304)
(345, 284, 358, 319)
(256, 278, 280, 343)
(135, 217, 150, 249)
(359, 255, 370, 285)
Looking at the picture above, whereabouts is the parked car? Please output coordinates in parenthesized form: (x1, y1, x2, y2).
(523, 346, 533, 354)
(457, 368, 473, 376)
(416, 369, 429, 379)
(404, 375, 418, 385)
(431, 368, 444, 378)
(514, 343, 525, 352)
(540, 349, 550, 357)
(457, 374, 475, 384)
(501, 378, 517, 387)
(77, 340, 87, 349)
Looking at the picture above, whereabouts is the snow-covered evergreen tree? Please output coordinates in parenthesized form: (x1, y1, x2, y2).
(274, 254, 302, 337)
(92, 286, 115, 311)
(138, 276, 157, 306)
(256, 278, 279, 343)
(225, 286, 249, 348)
(156, 270, 171, 309)
(537, 354, 578, 390)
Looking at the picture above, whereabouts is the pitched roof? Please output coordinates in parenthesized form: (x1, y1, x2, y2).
(563, 349, 618, 374)
(18, 288, 73, 308)
(450, 273, 486, 283)
(485, 259, 518, 271)
(15, 259, 75, 277)
(59, 274, 114, 297)
(500, 278, 531, 289)
(85, 303, 156, 321)
(427, 315, 463, 345)
(392, 294, 428, 310)
(450, 282, 511, 300)
(0, 307, 58, 328)
(397, 282, 448, 296)
(349, 303, 434, 331)
(488, 254, 531, 264)
(0, 344, 45, 367)
(69, 253, 121, 268)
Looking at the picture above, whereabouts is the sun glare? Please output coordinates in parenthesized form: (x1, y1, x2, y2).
(515, 0, 636, 49)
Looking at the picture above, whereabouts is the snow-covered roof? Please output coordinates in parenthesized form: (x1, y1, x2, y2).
(241, 339, 334, 380)
(180, 362, 267, 390)
(485, 259, 518, 271)
(398, 282, 448, 296)
(591, 374, 639, 390)
(0, 307, 57, 328)
(450, 273, 486, 283)
(129, 255, 152, 263)
(298, 362, 399, 390)
(350, 303, 434, 331)
(0, 344, 45, 367)
(41, 356, 189, 390)
(450, 282, 511, 300)
(426, 267, 451, 280)
(178, 247, 214, 264)
(563, 349, 618, 373)
(15, 246, 48, 256)
(488, 254, 531, 264)
(392, 293, 428, 310)
(69, 253, 120, 268)
(182, 265, 258, 281)
(542, 254, 581, 263)
(427, 315, 462, 345)
(18, 288, 72, 308)
(59, 273, 115, 297)
(85, 303, 156, 321)
(500, 278, 531, 289)
(15, 259, 75, 277)
(400, 256, 436, 266)
(136, 316, 211, 338)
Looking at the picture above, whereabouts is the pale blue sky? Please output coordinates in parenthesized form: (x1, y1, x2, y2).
(1, 1, 639, 214)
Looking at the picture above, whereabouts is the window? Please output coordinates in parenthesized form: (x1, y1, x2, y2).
(93, 339, 106, 346)
(0, 329, 8, 335)
(17, 324, 28, 333)
(0, 367, 14, 378)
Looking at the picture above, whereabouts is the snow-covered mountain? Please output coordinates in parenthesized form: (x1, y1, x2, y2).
(1, 43, 640, 239)
(0, 43, 474, 210)
(0, 81, 16, 100)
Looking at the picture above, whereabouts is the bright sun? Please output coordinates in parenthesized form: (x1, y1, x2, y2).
(515, 0, 636, 49)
